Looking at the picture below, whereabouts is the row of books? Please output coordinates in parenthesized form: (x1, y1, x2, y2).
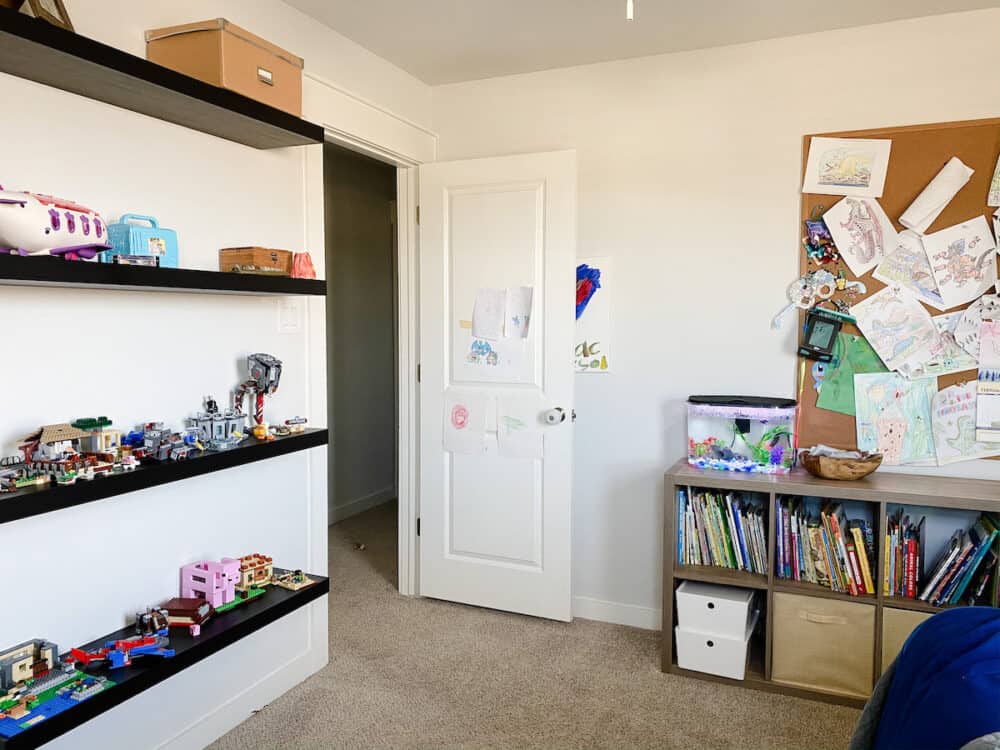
(884, 511, 925, 599)
(677, 489, 768, 575)
(775, 498, 876, 597)
(917, 514, 999, 607)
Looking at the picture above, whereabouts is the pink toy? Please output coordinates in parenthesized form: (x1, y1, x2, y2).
(179, 558, 240, 609)
(0, 186, 112, 260)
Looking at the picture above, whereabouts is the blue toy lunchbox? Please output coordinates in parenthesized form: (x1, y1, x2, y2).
(104, 214, 179, 268)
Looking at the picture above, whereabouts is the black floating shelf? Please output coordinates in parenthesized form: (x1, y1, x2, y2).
(0, 255, 327, 296)
(0, 429, 328, 525)
(0, 572, 329, 750)
(0, 10, 323, 149)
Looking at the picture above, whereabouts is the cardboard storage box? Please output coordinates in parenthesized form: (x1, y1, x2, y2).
(675, 580, 756, 639)
(219, 247, 293, 276)
(881, 607, 932, 674)
(675, 610, 759, 681)
(771, 592, 874, 698)
(145, 19, 303, 116)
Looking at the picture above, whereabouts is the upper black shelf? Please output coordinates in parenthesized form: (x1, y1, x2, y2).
(0, 428, 328, 525)
(0, 10, 323, 149)
(0, 254, 327, 295)
(0, 571, 329, 750)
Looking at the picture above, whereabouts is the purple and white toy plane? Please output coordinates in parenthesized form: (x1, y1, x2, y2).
(0, 186, 112, 260)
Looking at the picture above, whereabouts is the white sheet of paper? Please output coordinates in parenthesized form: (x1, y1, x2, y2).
(933, 381, 1000, 464)
(505, 286, 534, 339)
(851, 285, 941, 373)
(802, 137, 892, 198)
(989, 154, 1000, 207)
(443, 388, 489, 455)
(496, 393, 543, 459)
(954, 294, 1000, 358)
(824, 197, 899, 277)
(899, 157, 975, 233)
(924, 216, 998, 309)
(872, 230, 945, 310)
(854, 372, 937, 465)
(976, 320, 1000, 443)
(472, 287, 506, 341)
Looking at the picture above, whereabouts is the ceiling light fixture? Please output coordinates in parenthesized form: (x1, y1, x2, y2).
(626, 0, 634, 21)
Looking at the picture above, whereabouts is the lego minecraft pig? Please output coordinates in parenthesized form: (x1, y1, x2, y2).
(179, 558, 241, 609)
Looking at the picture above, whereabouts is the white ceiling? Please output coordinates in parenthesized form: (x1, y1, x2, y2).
(285, 0, 999, 85)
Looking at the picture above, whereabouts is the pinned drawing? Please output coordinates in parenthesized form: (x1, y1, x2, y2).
(903, 311, 980, 379)
(443, 388, 488, 455)
(854, 372, 936, 465)
(505, 286, 534, 339)
(575, 257, 611, 373)
(976, 320, 1000, 443)
(932, 382, 1000, 465)
(924, 216, 998, 309)
(824, 197, 898, 277)
(802, 136, 892, 198)
(989, 153, 1000, 207)
(815, 333, 887, 416)
(496, 394, 543, 459)
(954, 295, 1000, 359)
(872, 230, 945, 310)
(472, 287, 507, 341)
(850, 285, 941, 374)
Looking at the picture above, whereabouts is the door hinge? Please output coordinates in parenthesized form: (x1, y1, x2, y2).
(416, 517, 421, 536)
(417, 363, 421, 383)
(416, 205, 420, 224)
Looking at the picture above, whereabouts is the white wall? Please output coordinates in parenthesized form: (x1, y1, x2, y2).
(431, 8, 1000, 629)
(0, 1, 431, 748)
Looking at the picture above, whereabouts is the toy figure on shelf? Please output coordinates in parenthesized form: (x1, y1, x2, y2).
(69, 633, 174, 671)
(236, 553, 274, 593)
(0, 187, 112, 260)
(272, 569, 316, 592)
(70, 416, 120, 454)
(187, 395, 244, 451)
(179, 557, 268, 614)
(161, 598, 215, 637)
(233, 353, 283, 441)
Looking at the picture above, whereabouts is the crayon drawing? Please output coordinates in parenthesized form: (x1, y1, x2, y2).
(802, 136, 892, 198)
(825, 197, 898, 277)
(575, 257, 612, 373)
(854, 373, 936, 465)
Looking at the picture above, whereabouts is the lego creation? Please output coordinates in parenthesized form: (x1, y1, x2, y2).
(236, 554, 274, 592)
(162, 598, 215, 637)
(0, 639, 114, 741)
(69, 633, 175, 671)
(0, 188, 112, 260)
(186, 395, 244, 451)
(180, 558, 240, 609)
(272, 569, 316, 592)
(134, 608, 169, 638)
(70, 417, 120, 454)
(285, 417, 307, 434)
(233, 353, 282, 437)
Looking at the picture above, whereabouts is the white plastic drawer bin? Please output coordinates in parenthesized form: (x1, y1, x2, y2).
(675, 610, 759, 680)
(675, 580, 756, 639)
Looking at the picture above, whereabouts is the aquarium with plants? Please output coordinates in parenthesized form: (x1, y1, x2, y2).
(687, 396, 797, 474)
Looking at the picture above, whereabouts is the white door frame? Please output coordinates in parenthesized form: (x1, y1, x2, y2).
(317, 127, 424, 597)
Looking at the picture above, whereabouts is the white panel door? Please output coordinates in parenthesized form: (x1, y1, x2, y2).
(419, 150, 576, 621)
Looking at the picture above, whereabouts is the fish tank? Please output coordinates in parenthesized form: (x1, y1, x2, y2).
(687, 396, 797, 474)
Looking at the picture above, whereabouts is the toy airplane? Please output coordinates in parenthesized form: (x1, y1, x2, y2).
(0, 187, 112, 260)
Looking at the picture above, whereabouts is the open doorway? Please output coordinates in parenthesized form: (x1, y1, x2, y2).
(324, 142, 399, 544)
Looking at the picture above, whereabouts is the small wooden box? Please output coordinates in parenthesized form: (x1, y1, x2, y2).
(219, 247, 293, 276)
(145, 19, 303, 116)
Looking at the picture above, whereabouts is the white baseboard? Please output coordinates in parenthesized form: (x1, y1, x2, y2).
(573, 595, 661, 631)
(330, 485, 396, 524)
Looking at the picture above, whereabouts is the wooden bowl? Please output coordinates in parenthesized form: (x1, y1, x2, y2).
(0, 1, 25, 10)
(800, 452, 882, 481)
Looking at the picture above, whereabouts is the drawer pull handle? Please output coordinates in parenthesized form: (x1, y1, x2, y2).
(258, 67, 274, 85)
(707, 602, 715, 610)
(706, 640, 714, 648)
(799, 611, 848, 625)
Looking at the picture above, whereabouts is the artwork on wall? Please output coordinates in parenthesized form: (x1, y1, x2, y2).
(815, 333, 887, 416)
(850, 285, 940, 375)
(924, 216, 998, 309)
(854, 372, 936, 465)
(575, 258, 611, 373)
(954, 294, 1000, 359)
(802, 137, 892, 198)
(496, 393, 543, 460)
(989, 154, 1000, 207)
(872, 230, 945, 310)
(442, 388, 488, 454)
(976, 320, 1000, 443)
(932, 381, 1000, 465)
(824, 197, 899, 277)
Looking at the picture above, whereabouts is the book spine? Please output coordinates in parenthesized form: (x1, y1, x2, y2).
(920, 545, 958, 601)
(884, 531, 891, 596)
(932, 545, 973, 606)
(846, 540, 865, 595)
(818, 523, 839, 592)
(696, 499, 710, 565)
(734, 502, 750, 572)
(802, 518, 816, 584)
(895, 532, 904, 597)
(783, 506, 792, 579)
(830, 512, 858, 596)
(906, 538, 917, 599)
(714, 496, 733, 568)
(791, 511, 800, 581)
(852, 527, 875, 596)
(725, 496, 743, 571)
(889, 528, 897, 597)
(775, 499, 784, 578)
(677, 490, 686, 565)
(951, 531, 998, 604)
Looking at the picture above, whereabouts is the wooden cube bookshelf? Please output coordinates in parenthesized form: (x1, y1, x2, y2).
(662, 460, 1000, 708)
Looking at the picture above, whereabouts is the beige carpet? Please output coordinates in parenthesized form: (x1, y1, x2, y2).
(208, 502, 859, 750)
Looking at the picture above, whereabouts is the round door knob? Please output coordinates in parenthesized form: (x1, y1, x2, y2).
(544, 407, 567, 425)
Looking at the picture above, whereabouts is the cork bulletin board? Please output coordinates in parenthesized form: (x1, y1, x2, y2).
(797, 117, 1000, 451)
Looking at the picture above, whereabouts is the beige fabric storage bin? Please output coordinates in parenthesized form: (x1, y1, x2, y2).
(771, 592, 875, 698)
(881, 608, 933, 674)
